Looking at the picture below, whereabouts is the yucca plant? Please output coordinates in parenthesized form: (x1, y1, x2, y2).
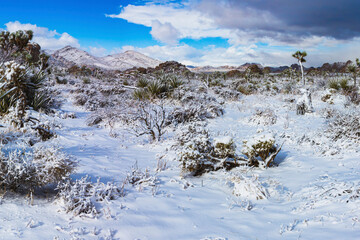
(136, 77, 149, 88)
(328, 79, 340, 90)
(339, 78, 349, 91)
(147, 80, 168, 98)
(133, 88, 150, 101)
(168, 75, 183, 89)
(31, 91, 51, 111)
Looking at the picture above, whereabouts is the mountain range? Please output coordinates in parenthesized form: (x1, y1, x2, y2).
(49, 46, 162, 71)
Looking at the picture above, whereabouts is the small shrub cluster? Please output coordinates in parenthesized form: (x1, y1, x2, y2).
(175, 123, 240, 176)
(57, 176, 125, 217)
(242, 133, 282, 168)
(0, 145, 76, 192)
(325, 112, 360, 142)
(231, 174, 269, 200)
(249, 109, 277, 125)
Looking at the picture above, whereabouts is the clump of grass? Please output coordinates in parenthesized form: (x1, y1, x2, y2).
(136, 78, 149, 88)
(339, 78, 349, 91)
(329, 79, 340, 90)
(133, 89, 150, 101)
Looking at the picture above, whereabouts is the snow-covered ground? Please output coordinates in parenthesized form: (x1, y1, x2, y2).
(0, 89, 359, 240)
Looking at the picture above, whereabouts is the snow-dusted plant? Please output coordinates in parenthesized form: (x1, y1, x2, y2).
(0, 145, 76, 192)
(249, 108, 277, 125)
(126, 162, 158, 188)
(176, 123, 214, 175)
(131, 102, 166, 142)
(296, 88, 314, 115)
(231, 175, 269, 200)
(213, 136, 236, 159)
(176, 123, 240, 175)
(242, 133, 282, 168)
(57, 176, 125, 217)
(325, 112, 360, 142)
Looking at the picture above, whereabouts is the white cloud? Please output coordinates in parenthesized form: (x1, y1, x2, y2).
(5, 21, 80, 50)
(150, 20, 180, 45)
(89, 46, 108, 57)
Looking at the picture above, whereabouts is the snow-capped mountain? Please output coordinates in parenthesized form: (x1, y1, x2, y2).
(50, 46, 162, 70)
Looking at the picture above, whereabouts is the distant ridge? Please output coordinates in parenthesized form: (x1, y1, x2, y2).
(49, 46, 162, 71)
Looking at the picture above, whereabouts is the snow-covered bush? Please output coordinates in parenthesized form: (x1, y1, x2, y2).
(126, 163, 158, 189)
(213, 136, 236, 159)
(176, 123, 214, 175)
(166, 103, 224, 126)
(0, 145, 76, 192)
(57, 176, 125, 217)
(231, 175, 269, 200)
(325, 112, 360, 142)
(176, 123, 240, 176)
(131, 103, 167, 141)
(242, 133, 282, 168)
(249, 109, 277, 125)
(296, 89, 314, 115)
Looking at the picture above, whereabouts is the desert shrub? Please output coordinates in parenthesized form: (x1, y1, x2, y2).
(176, 123, 240, 176)
(249, 109, 277, 125)
(328, 79, 340, 90)
(168, 76, 183, 89)
(57, 176, 124, 217)
(237, 85, 251, 95)
(0, 30, 50, 119)
(339, 78, 349, 91)
(74, 94, 87, 106)
(82, 77, 90, 84)
(136, 78, 149, 88)
(30, 91, 51, 112)
(133, 88, 150, 101)
(131, 103, 167, 141)
(167, 102, 224, 126)
(231, 175, 269, 200)
(213, 87, 241, 100)
(126, 162, 158, 188)
(213, 136, 236, 159)
(0, 145, 76, 192)
(325, 112, 360, 142)
(55, 76, 67, 84)
(242, 133, 282, 168)
(147, 80, 168, 98)
(344, 86, 360, 105)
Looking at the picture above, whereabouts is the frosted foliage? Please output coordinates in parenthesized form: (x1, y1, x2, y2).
(242, 134, 275, 160)
(232, 175, 269, 200)
(242, 133, 281, 168)
(57, 176, 124, 217)
(249, 109, 277, 125)
(0, 146, 75, 191)
(326, 112, 360, 142)
(213, 136, 236, 159)
(1, 61, 26, 82)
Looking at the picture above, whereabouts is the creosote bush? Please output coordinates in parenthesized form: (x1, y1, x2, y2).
(176, 123, 241, 176)
(0, 145, 76, 192)
(57, 176, 124, 217)
(242, 133, 282, 168)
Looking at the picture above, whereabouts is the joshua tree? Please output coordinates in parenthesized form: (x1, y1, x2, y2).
(292, 51, 307, 85)
(347, 63, 358, 87)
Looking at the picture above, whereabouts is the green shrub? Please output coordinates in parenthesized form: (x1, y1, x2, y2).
(329, 79, 340, 90)
(339, 78, 349, 91)
(136, 78, 149, 88)
(133, 88, 150, 101)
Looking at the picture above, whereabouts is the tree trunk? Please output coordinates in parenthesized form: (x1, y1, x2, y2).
(299, 60, 305, 85)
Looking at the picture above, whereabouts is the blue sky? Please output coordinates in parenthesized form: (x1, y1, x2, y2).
(2, 0, 360, 66)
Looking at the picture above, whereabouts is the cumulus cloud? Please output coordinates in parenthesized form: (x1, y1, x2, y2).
(106, 1, 360, 66)
(89, 46, 108, 57)
(150, 20, 180, 44)
(5, 21, 80, 50)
